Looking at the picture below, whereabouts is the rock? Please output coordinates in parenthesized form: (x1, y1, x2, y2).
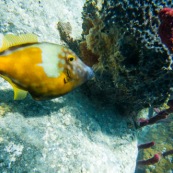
(0, 78, 137, 173)
(0, 0, 137, 172)
(0, 0, 85, 43)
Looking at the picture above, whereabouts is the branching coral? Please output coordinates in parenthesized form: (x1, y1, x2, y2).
(138, 141, 155, 150)
(137, 153, 161, 166)
(136, 99, 173, 172)
(136, 98, 173, 128)
(137, 141, 173, 169)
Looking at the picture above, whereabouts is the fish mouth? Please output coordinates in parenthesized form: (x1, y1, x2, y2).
(85, 66, 94, 80)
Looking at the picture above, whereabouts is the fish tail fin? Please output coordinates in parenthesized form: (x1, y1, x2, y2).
(0, 33, 38, 53)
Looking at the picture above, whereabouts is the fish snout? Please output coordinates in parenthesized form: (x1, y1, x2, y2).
(74, 59, 94, 84)
(85, 66, 94, 80)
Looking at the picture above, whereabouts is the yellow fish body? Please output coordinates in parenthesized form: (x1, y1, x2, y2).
(0, 33, 94, 100)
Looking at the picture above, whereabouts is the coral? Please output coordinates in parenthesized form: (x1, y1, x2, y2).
(136, 104, 173, 172)
(158, 8, 173, 53)
(137, 140, 173, 170)
(138, 141, 155, 150)
(101, 0, 173, 50)
(137, 141, 159, 167)
(137, 110, 168, 127)
(136, 142, 173, 172)
(137, 153, 161, 166)
(81, 0, 173, 114)
(136, 99, 173, 128)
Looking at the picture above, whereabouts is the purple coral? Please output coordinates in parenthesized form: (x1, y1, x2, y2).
(137, 148, 173, 167)
(136, 99, 173, 128)
(138, 141, 155, 150)
(137, 111, 168, 128)
(137, 153, 161, 166)
(136, 100, 173, 169)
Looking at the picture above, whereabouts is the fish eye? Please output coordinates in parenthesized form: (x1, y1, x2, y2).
(68, 56, 75, 62)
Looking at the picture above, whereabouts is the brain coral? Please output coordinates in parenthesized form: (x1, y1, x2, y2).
(80, 0, 173, 114)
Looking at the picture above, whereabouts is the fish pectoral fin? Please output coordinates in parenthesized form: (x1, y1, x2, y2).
(0, 33, 38, 52)
(0, 74, 28, 100)
(12, 86, 28, 100)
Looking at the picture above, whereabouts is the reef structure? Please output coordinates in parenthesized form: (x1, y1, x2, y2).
(79, 0, 173, 114)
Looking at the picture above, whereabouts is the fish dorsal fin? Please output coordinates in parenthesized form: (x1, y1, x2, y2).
(0, 74, 28, 100)
(0, 33, 38, 52)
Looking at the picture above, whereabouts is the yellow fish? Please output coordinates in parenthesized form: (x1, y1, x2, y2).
(0, 33, 94, 100)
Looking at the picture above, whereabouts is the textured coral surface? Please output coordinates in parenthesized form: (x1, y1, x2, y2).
(81, 0, 173, 114)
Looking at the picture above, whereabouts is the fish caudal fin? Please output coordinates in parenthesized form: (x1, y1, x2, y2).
(13, 86, 28, 100)
(0, 33, 38, 52)
(0, 75, 28, 100)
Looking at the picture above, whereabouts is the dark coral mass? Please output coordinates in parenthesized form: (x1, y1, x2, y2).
(81, 0, 173, 113)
